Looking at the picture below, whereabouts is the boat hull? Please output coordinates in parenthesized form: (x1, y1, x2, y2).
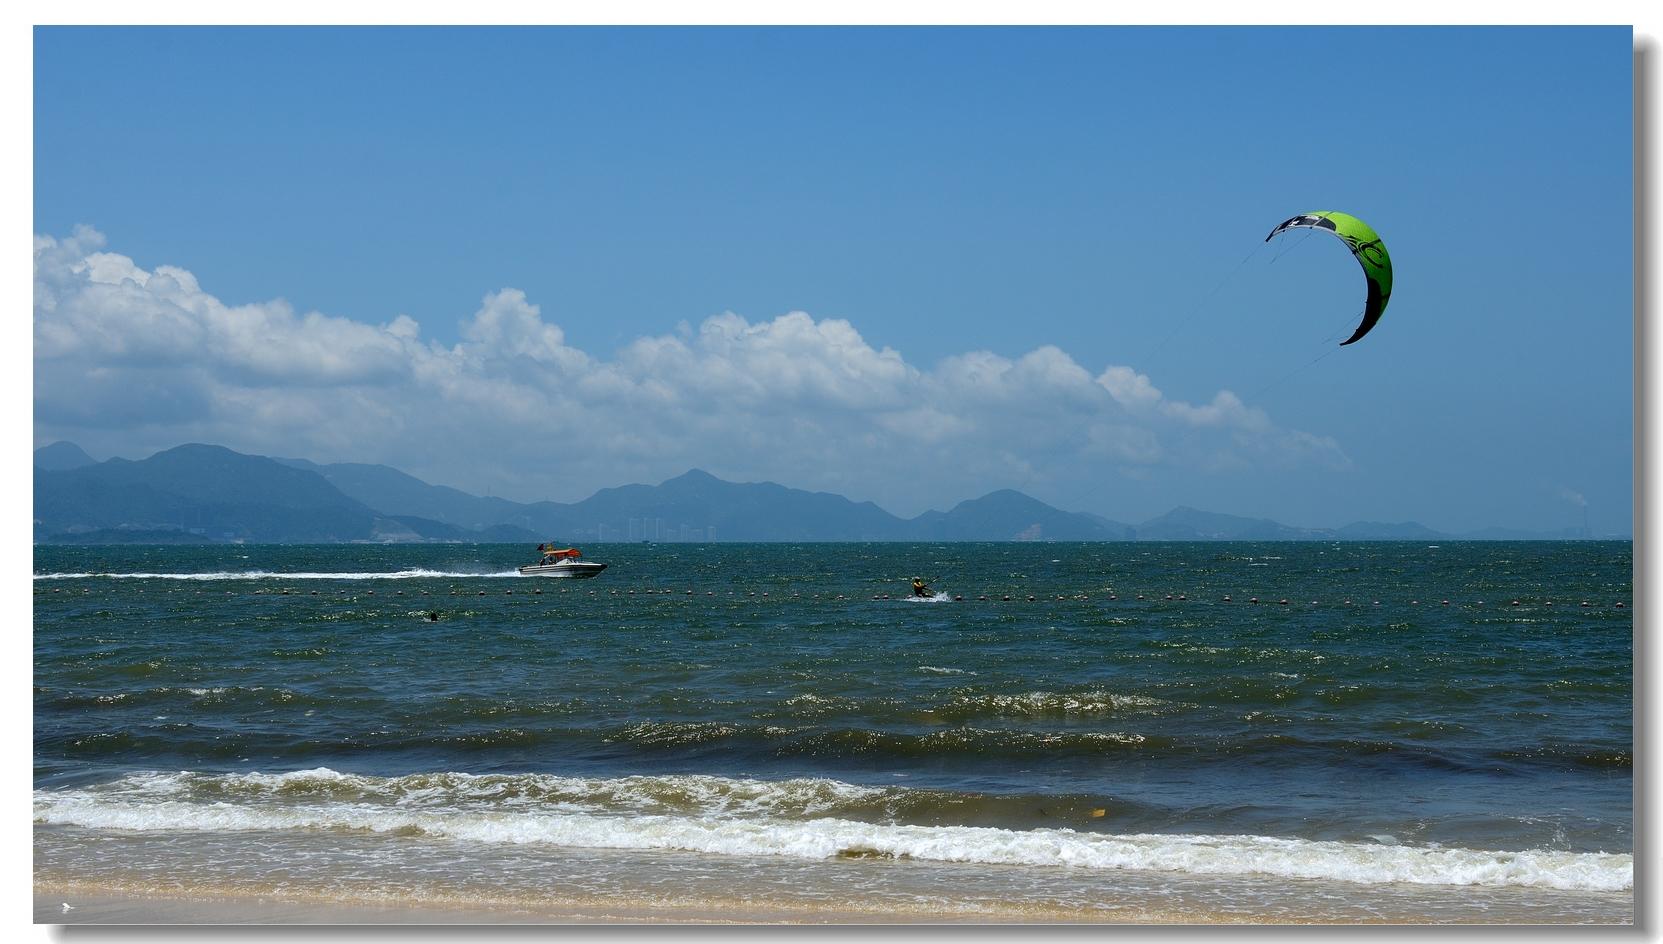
(516, 562, 607, 578)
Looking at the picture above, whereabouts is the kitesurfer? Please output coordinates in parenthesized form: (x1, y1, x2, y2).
(911, 577, 932, 598)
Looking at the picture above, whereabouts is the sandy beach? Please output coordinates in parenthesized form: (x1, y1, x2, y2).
(34, 882, 1192, 925)
(39, 886, 604, 925)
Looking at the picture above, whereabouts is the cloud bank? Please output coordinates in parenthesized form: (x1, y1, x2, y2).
(33, 227, 1347, 515)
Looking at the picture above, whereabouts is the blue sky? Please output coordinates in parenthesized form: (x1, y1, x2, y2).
(32, 26, 1634, 534)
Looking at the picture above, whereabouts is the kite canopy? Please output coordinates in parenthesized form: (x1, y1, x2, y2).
(1264, 211, 1392, 346)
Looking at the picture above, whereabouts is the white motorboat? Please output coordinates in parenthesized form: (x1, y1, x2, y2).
(518, 546, 607, 578)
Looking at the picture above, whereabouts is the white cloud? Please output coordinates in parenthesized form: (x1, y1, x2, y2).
(35, 230, 415, 387)
(1162, 390, 1263, 429)
(1096, 365, 1163, 408)
(32, 228, 1349, 514)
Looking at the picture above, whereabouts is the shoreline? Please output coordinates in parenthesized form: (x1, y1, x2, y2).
(34, 824, 1636, 927)
(35, 859, 1637, 927)
(34, 880, 1275, 926)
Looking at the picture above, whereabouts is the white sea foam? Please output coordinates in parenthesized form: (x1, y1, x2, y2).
(32, 770, 1632, 893)
(34, 569, 520, 581)
(945, 691, 1170, 716)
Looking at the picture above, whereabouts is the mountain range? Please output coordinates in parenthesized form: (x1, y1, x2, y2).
(32, 442, 1598, 544)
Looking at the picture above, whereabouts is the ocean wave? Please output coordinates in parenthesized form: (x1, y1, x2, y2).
(1495, 746, 1633, 770)
(40, 719, 1627, 778)
(931, 690, 1173, 720)
(34, 569, 520, 581)
(82, 768, 896, 818)
(40, 685, 325, 710)
(33, 769, 1631, 893)
(600, 723, 1164, 757)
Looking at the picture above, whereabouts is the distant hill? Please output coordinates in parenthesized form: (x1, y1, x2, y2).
(31, 441, 1620, 543)
(43, 527, 217, 545)
(1128, 508, 1596, 542)
(274, 457, 547, 531)
(1135, 506, 1335, 541)
(1127, 507, 1601, 542)
(31, 444, 519, 544)
(910, 490, 1134, 541)
(254, 462, 1127, 542)
(33, 441, 97, 471)
(36, 444, 380, 542)
(1335, 520, 1445, 540)
(571, 469, 907, 541)
(1454, 526, 1588, 541)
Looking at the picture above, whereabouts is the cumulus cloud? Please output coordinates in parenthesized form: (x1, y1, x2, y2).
(32, 228, 1348, 513)
(35, 227, 414, 387)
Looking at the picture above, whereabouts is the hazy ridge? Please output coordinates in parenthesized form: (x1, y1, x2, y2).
(34, 442, 1599, 544)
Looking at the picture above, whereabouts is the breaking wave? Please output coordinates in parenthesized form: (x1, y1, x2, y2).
(33, 769, 1631, 893)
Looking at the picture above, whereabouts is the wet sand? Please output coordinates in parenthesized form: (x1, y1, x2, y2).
(34, 882, 1106, 925)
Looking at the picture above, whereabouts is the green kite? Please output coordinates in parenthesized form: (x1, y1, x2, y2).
(1265, 211, 1393, 346)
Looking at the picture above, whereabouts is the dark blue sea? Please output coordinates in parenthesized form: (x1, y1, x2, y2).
(33, 541, 1633, 923)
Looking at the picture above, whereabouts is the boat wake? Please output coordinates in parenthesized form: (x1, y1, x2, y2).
(34, 569, 522, 581)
